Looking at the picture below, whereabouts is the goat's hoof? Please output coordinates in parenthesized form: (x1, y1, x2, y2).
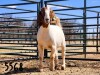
(61, 65, 65, 70)
(50, 68, 55, 71)
(39, 69, 43, 72)
(50, 69, 55, 71)
(55, 65, 61, 70)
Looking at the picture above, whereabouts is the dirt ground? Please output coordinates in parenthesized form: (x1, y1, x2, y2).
(0, 59, 100, 75)
(0, 41, 100, 75)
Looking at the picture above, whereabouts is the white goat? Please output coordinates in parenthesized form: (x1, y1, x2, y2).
(37, 7, 66, 71)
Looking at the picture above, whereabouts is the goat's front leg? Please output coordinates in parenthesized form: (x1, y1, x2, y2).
(38, 45, 44, 72)
(55, 50, 59, 69)
(50, 46, 56, 71)
(61, 46, 65, 70)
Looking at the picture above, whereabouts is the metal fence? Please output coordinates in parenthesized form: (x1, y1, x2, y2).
(0, 0, 100, 64)
(0, 0, 39, 63)
(44, 0, 100, 61)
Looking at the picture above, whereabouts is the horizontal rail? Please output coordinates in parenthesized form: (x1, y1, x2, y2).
(0, 26, 37, 28)
(47, 51, 82, 56)
(0, 43, 99, 47)
(0, 6, 36, 12)
(62, 24, 100, 27)
(0, 39, 99, 44)
(0, 53, 34, 57)
(56, 13, 83, 17)
(45, 0, 67, 3)
(65, 39, 100, 41)
(44, 57, 100, 61)
(0, 3, 36, 7)
(0, 56, 37, 62)
(53, 8, 83, 11)
(65, 39, 84, 41)
(21, 0, 39, 3)
(65, 58, 100, 61)
(0, 24, 99, 28)
(48, 4, 100, 13)
(0, 16, 35, 22)
(0, 39, 36, 41)
(0, 43, 37, 45)
(66, 43, 84, 46)
(66, 52, 100, 54)
(66, 48, 83, 51)
(0, 20, 35, 22)
(60, 16, 100, 20)
(0, 32, 36, 35)
(0, 51, 37, 55)
(0, 11, 37, 15)
(66, 53, 83, 56)
(1, 56, 100, 63)
(0, 45, 36, 47)
(63, 28, 83, 30)
(64, 32, 100, 35)
(66, 45, 100, 47)
(0, 46, 37, 50)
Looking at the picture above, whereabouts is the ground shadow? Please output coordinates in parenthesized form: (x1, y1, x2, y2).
(3, 67, 40, 75)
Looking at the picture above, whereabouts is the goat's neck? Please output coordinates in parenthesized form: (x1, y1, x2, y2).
(42, 23, 50, 29)
(40, 24, 51, 34)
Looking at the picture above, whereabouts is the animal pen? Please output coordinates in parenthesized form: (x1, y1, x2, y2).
(0, 0, 100, 72)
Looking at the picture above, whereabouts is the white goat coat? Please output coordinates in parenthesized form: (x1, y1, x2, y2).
(37, 25, 66, 49)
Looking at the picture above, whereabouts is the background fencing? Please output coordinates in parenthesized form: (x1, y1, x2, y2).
(0, 0, 100, 63)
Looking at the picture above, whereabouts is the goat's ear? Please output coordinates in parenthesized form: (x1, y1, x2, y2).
(37, 11, 42, 26)
(50, 10, 55, 18)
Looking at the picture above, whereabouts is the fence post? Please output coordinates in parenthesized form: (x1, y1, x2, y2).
(93, 28, 94, 45)
(83, 0, 87, 58)
(99, 28, 100, 46)
(41, 0, 44, 8)
(96, 13, 99, 53)
(37, 2, 40, 57)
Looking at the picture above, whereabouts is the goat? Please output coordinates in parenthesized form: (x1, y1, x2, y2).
(37, 7, 66, 71)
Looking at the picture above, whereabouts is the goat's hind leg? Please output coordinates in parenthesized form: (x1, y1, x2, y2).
(38, 45, 44, 72)
(61, 46, 65, 70)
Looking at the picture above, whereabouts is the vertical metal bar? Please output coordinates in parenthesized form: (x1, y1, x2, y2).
(37, 3, 40, 57)
(96, 13, 99, 52)
(99, 28, 100, 46)
(83, 0, 87, 58)
(41, 0, 44, 8)
(18, 30, 19, 43)
(44, 1, 47, 7)
(80, 29, 81, 43)
(37, 3, 40, 27)
(93, 28, 94, 45)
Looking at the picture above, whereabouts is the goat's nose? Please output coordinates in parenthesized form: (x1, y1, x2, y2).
(46, 18, 49, 21)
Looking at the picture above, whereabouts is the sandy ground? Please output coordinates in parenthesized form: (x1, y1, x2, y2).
(1, 59, 100, 75)
(0, 41, 100, 75)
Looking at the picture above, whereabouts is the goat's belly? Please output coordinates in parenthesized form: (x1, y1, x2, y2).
(38, 39, 53, 49)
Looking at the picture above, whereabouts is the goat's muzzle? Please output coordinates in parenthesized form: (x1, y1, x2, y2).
(45, 18, 50, 24)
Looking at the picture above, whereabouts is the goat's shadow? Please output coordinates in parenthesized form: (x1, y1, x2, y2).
(3, 67, 40, 75)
